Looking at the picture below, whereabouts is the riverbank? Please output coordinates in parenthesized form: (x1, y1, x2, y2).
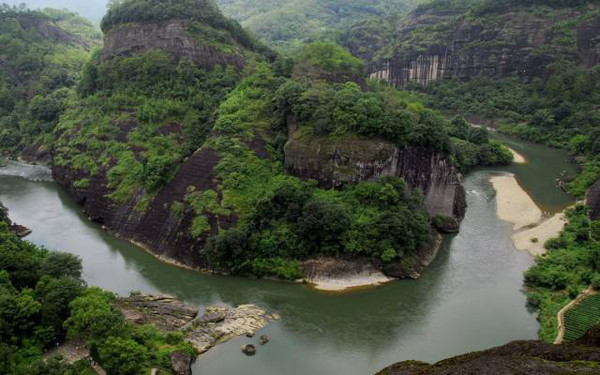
(490, 174, 566, 257)
(490, 174, 542, 231)
(508, 148, 526, 164)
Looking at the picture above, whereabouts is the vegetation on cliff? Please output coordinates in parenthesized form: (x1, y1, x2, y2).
(196, 63, 434, 279)
(55, 49, 239, 204)
(0, 214, 193, 374)
(0, 5, 99, 156)
(102, 0, 272, 56)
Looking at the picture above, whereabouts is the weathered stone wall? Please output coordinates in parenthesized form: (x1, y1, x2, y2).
(284, 132, 466, 221)
(53, 148, 234, 269)
(370, 7, 600, 88)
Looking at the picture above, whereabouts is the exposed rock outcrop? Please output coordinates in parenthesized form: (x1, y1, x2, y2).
(115, 293, 199, 330)
(0, 202, 31, 238)
(376, 325, 600, 375)
(116, 294, 279, 356)
(102, 19, 245, 70)
(284, 132, 466, 222)
(170, 351, 193, 375)
(186, 305, 279, 354)
(370, 5, 600, 88)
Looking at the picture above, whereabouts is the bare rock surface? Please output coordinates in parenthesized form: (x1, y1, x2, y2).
(116, 293, 199, 331)
(186, 304, 279, 354)
(376, 328, 600, 375)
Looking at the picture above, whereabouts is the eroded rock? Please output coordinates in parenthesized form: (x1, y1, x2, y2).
(170, 351, 192, 375)
(116, 293, 198, 331)
(186, 305, 278, 354)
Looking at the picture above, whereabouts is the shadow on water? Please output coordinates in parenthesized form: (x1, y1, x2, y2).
(0, 136, 575, 374)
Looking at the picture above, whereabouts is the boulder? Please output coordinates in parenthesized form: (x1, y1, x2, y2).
(259, 335, 270, 346)
(170, 351, 193, 375)
(241, 344, 256, 356)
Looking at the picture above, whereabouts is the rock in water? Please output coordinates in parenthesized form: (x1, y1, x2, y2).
(170, 351, 192, 375)
(186, 304, 279, 354)
(241, 344, 256, 356)
(259, 335, 270, 345)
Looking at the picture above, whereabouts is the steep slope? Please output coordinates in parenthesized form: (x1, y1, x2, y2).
(369, 0, 600, 88)
(0, 5, 99, 160)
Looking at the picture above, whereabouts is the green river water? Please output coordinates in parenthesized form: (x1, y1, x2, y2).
(0, 136, 575, 375)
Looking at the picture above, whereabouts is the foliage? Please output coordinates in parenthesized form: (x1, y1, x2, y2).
(0, 212, 195, 373)
(198, 66, 435, 279)
(55, 50, 240, 203)
(524, 206, 600, 341)
(0, 5, 97, 154)
(295, 42, 365, 74)
(421, 61, 600, 193)
(275, 79, 452, 152)
(215, 0, 417, 53)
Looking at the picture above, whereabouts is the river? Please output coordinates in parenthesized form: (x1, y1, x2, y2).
(0, 136, 575, 375)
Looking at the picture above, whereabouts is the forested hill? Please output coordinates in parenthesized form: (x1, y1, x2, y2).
(214, 0, 417, 52)
(0, 4, 100, 159)
(364, 0, 600, 197)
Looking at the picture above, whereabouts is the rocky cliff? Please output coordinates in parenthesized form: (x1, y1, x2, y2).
(102, 19, 245, 70)
(376, 324, 600, 375)
(53, 148, 232, 270)
(284, 132, 466, 223)
(369, 3, 600, 88)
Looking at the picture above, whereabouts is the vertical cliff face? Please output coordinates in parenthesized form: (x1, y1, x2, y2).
(53, 148, 235, 269)
(284, 132, 466, 222)
(369, 5, 600, 88)
(102, 20, 245, 70)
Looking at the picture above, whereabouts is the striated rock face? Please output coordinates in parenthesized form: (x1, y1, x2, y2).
(376, 325, 600, 375)
(53, 148, 234, 270)
(370, 6, 600, 88)
(102, 19, 245, 70)
(284, 133, 466, 222)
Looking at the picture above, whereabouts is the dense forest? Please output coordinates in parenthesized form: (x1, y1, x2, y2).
(0, 206, 194, 374)
(0, 4, 99, 157)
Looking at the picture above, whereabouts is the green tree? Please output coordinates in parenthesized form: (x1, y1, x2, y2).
(97, 337, 149, 375)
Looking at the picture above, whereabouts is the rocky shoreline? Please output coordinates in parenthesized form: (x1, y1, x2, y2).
(115, 294, 279, 372)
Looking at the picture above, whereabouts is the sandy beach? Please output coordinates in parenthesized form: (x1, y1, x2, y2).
(511, 213, 567, 256)
(309, 271, 394, 292)
(490, 174, 542, 231)
(508, 148, 526, 164)
(490, 173, 567, 256)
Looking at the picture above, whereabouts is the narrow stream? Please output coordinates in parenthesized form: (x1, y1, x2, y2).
(0, 137, 575, 375)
